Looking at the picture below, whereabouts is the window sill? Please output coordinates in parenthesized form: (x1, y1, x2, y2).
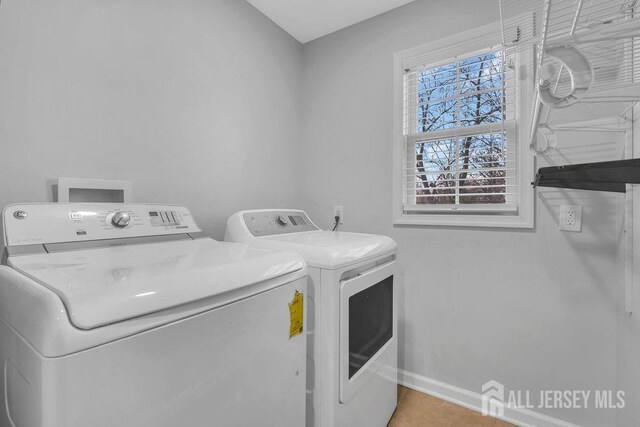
(393, 212, 534, 229)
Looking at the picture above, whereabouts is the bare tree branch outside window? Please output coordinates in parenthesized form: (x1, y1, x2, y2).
(409, 51, 508, 205)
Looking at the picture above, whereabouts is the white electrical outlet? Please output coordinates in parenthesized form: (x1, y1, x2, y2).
(333, 206, 344, 225)
(559, 205, 582, 232)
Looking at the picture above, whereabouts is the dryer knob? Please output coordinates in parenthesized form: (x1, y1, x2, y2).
(111, 211, 131, 228)
(276, 215, 289, 226)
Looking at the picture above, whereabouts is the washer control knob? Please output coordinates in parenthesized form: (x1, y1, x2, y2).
(13, 210, 28, 220)
(276, 215, 289, 226)
(111, 211, 131, 228)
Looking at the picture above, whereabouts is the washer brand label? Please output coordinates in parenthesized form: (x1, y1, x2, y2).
(289, 291, 304, 339)
(69, 212, 83, 221)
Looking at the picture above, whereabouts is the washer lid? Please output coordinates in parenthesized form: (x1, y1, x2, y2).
(255, 231, 397, 269)
(8, 238, 305, 330)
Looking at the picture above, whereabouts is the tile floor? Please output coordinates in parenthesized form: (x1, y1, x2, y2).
(388, 386, 516, 426)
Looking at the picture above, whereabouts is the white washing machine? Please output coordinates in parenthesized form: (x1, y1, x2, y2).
(225, 209, 398, 427)
(0, 203, 308, 427)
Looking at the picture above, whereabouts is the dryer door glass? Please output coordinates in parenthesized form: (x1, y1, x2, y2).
(348, 275, 393, 378)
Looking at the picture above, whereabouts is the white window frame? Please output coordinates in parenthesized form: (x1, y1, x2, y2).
(392, 22, 535, 228)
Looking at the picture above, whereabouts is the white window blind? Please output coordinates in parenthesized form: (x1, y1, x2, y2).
(402, 47, 518, 212)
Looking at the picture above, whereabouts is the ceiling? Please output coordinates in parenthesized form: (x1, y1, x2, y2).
(246, 0, 416, 44)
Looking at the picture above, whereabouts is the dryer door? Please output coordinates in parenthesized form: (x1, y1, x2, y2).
(339, 260, 396, 403)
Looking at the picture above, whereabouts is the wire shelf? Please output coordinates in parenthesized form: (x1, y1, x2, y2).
(500, 0, 640, 154)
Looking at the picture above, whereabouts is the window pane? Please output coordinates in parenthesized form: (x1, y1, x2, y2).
(458, 133, 507, 204)
(459, 52, 504, 94)
(459, 51, 505, 127)
(417, 65, 457, 96)
(411, 139, 457, 205)
(460, 90, 505, 126)
(458, 132, 506, 168)
(414, 139, 456, 172)
(416, 99, 457, 133)
(414, 63, 457, 132)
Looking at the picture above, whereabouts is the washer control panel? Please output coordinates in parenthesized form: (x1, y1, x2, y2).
(149, 210, 181, 227)
(3, 203, 201, 246)
(242, 210, 318, 237)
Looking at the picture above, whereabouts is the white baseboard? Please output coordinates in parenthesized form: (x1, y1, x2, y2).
(398, 369, 580, 427)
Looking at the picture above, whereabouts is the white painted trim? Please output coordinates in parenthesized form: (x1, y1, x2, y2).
(634, 104, 640, 321)
(398, 369, 580, 427)
(394, 212, 533, 228)
(624, 111, 634, 313)
(400, 22, 506, 70)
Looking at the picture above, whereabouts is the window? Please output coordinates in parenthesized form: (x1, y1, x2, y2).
(393, 23, 534, 228)
(405, 49, 514, 207)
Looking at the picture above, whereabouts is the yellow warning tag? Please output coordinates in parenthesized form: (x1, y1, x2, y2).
(289, 290, 304, 339)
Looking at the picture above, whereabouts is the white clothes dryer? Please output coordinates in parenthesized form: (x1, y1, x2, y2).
(225, 209, 398, 427)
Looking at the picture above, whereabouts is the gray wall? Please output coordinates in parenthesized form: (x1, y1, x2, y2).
(0, 0, 302, 240)
(0, 0, 635, 425)
(300, 1, 622, 425)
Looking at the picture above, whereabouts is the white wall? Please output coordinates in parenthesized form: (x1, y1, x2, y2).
(300, 1, 623, 425)
(0, 0, 302, 241)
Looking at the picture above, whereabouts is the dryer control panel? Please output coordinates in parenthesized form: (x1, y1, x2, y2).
(241, 210, 319, 237)
(3, 203, 201, 247)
